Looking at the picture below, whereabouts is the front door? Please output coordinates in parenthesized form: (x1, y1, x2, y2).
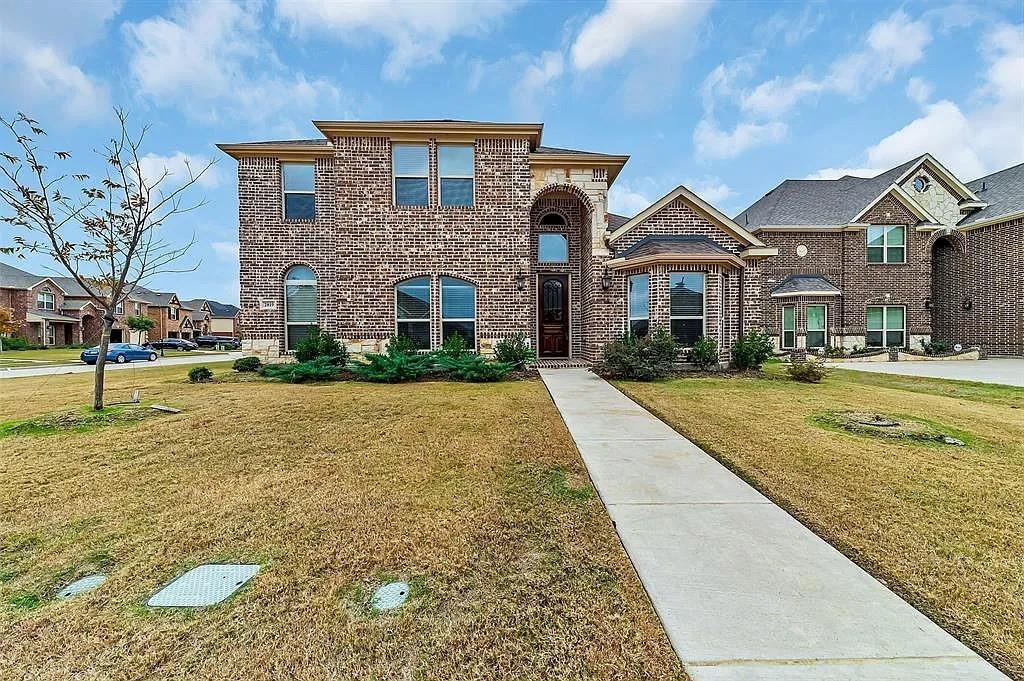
(538, 274, 569, 357)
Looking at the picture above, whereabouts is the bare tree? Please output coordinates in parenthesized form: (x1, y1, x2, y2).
(0, 110, 210, 409)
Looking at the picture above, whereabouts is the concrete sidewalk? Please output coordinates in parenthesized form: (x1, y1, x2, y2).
(831, 357, 1024, 387)
(540, 368, 1007, 681)
(0, 351, 242, 379)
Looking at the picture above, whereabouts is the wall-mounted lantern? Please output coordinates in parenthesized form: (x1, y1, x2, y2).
(601, 269, 613, 290)
(515, 272, 527, 292)
(962, 297, 972, 311)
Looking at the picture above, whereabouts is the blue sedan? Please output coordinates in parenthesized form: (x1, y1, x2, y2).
(81, 343, 159, 365)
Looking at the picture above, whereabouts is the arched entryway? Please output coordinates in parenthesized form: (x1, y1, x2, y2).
(930, 232, 967, 346)
(530, 184, 595, 359)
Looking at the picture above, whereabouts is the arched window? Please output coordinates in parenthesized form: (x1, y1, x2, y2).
(396, 277, 431, 350)
(441, 277, 476, 347)
(285, 265, 317, 351)
(540, 212, 566, 226)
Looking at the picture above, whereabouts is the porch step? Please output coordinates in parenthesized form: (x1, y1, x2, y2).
(530, 358, 592, 369)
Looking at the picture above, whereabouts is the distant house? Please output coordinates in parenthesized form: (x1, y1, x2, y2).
(181, 298, 240, 337)
(134, 290, 194, 340)
(736, 155, 1023, 355)
(0, 262, 150, 345)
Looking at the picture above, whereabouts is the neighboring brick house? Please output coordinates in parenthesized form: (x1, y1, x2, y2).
(136, 291, 194, 340)
(735, 154, 1023, 355)
(0, 262, 150, 345)
(220, 120, 777, 363)
(182, 299, 241, 337)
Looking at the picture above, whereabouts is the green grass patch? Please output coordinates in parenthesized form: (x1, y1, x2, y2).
(0, 404, 169, 438)
(7, 591, 42, 611)
(809, 410, 974, 446)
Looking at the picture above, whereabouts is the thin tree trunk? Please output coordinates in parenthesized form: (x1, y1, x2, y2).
(93, 314, 115, 411)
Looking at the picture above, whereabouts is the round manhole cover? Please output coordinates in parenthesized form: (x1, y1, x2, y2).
(371, 581, 410, 611)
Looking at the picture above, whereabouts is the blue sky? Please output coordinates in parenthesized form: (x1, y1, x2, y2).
(1, 0, 1022, 305)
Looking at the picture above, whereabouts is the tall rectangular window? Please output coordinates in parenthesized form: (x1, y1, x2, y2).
(628, 274, 649, 337)
(396, 277, 431, 349)
(867, 225, 905, 263)
(285, 265, 317, 351)
(866, 305, 905, 347)
(441, 277, 476, 347)
(282, 163, 315, 220)
(37, 291, 55, 310)
(669, 272, 705, 347)
(393, 144, 429, 206)
(806, 305, 827, 348)
(438, 145, 474, 206)
(115, 301, 124, 315)
(781, 305, 795, 349)
(169, 306, 179, 320)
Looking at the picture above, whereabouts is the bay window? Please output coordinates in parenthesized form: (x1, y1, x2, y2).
(781, 305, 795, 349)
(806, 305, 827, 349)
(669, 272, 705, 347)
(628, 274, 649, 337)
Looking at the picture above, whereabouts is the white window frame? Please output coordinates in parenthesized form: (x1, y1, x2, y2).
(282, 162, 316, 220)
(437, 144, 475, 207)
(538, 233, 569, 264)
(781, 305, 796, 349)
(169, 306, 179, 320)
(284, 266, 317, 352)
(133, 302, 141, 315)
(45, 322, 55, 346)
(806, 304, 827, 349)
(628, 273, 649, 337)
(669, 271, 706, 348)
(440, 277, 477, 350)
(392, 143, 429, 207)
(37, 289, 55, 310)
(395, 276, 432, 350)
(867, 225, 906, 264)
(866, 305, 906, 348)
(115, 301, 125, 315)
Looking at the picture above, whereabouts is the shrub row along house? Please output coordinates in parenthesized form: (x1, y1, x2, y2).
(218, 120, 1022, 361)
(0, 262, 239, 346)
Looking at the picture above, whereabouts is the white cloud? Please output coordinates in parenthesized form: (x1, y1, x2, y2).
(124, 0, 347, 127)
(571, 0, 712, 72)
(693, 119, 786, 160)
(210, 241, 240, 261)
(139, 152, 223, 191)
(608, 183, 654, 217)
(812, 23, 1024, 182)
(686, 177, 735, 205)
(511, 51, 565, 118)
(905, 77, 933, 105)
(275, 0, 521, 81)
(0, 0, 120, 119)
(755, 5, 823, 47)
(804, 167, 885, 180)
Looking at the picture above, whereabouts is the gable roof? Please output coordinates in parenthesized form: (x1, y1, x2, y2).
(180, 298, 239, 318)
(0, 262, 45, 289)
(609, 185, 767, 248)
(606, 235, 745, 270)
(607, 213, 631, 231)
(770, 275, 842, 298)
(960, 162, 1024, 228)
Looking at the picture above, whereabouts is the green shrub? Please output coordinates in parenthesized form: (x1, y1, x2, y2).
(824, 345, 847, 358)
(494, 333, 535, 368)
(259, 356, 342, 383)
(688, 336, 719, 369)
(601, 327, 678, 380)
(232, 356, 262, 372)
(351, 350, 433, 383)
(786, 360, 829, 383)
(436, 354, 512, 382)
(731, 329, 773, 371)
(436, 332, 470, 359)
(0, 336, 40, 350)
(293, 326, 347, 363)
(386, 334, 418, 356)
(919, 339, 949, 355)
(187, 366, 213, 383)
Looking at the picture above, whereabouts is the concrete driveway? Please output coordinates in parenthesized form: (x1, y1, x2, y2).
(0, 351, 243, 379)
(830, 358, 1024, 387)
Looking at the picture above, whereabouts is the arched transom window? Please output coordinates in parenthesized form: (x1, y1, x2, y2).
(285, 265, 317, 351)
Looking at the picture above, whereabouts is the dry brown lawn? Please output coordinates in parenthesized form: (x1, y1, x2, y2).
(0, 364, 685, 680)
(617, 368, 1024, 678)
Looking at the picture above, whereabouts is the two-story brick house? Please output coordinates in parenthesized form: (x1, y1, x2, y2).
(735, 155, 1023, 355)
(219, 120, 777, 363)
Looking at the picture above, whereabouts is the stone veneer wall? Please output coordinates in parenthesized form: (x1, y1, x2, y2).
(932, 217, 1023, 355)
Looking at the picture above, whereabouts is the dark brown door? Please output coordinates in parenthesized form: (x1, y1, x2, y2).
(538, 274, 569, 357)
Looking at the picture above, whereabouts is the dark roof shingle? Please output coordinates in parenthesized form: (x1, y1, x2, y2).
(770, 275, 842, 297)
(961, 162, 1024, 226)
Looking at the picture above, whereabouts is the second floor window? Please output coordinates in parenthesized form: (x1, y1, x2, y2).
(393, 144, 428, 206)
(37, 290, 55, 310)
(283, 163, 315, 220)
(539, 234, 568, 263)
(438, 145, 474, 206)
(169, 306, 179, 320)
(867, 225, 905, 263)
(115, 301, 125, 314)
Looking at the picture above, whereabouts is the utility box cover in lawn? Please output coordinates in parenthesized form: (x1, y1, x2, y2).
(147, 564, 260, 607)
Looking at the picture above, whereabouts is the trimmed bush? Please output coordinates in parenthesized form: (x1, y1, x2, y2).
(259, 356, 342, 383)
(436, 354, 512, 382)
(350, 349, 433, 383)
(436, 332, 470, 359)
(0, 336, 40, 350)
(601, 327, 678, 381)
(919, 339, 950, 355)
(786, 360, 829, 383)
(188, 366, 213, 383)
(731, 329, 773, 371)
(293, 326, 347, 363)
(688, 336, 719, 369)
(386, 334, 418, 356)
(494, 333, 535, 368)
(232, 356, 262, 372)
